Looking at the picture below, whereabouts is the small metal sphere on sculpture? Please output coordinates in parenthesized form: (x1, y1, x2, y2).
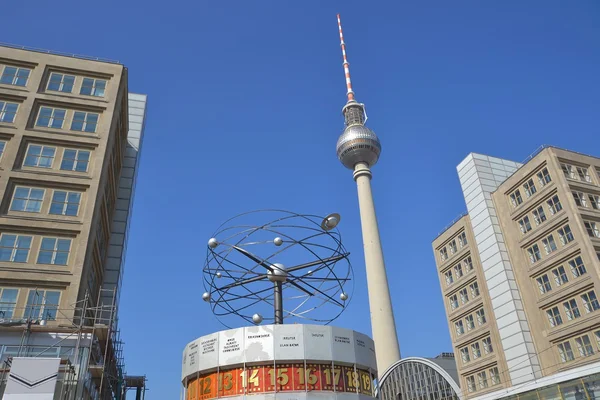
(203, 210, 354, 328)
(336, 124, 381, 169)
(252, 313, 263, 324)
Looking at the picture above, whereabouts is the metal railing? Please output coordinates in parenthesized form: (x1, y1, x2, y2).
(0, 42, 120, 64)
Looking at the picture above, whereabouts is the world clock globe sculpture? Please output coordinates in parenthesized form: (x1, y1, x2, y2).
(202, 209, 353, 328)
(181, 209, 378, 400)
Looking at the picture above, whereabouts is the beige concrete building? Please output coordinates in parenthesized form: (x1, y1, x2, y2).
(0, 44, 147, 399)
(433, 146, 600, 400)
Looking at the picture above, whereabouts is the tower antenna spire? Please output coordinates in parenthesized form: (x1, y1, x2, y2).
(337, 14, 355, 102)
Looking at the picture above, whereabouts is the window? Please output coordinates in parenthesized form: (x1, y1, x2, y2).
(536, 274, 552, 294)
(482, 337, 493, 354)
(454, 263, 463, 279)
(537, 168, 552, 186)
(528, 244, 541, 263)
(464, 256, 473, 271)
(489, 367, 500, 386)
(440, 248, 448, 261)
(36, 107, 66, 129)
(449, 294, 458, 310)
(0, 141, 5, 159)
(546, 306, 563, 327)
(470, 282, 480, 298)
(455, 320, 464, 336)
(466, 376, 476, 393)
(71, 111, 98, 133)
(472, 342, 481, 359)
(590, 195, 600, 210)
(581, 291, 600, 313)
(460, 347, 470, 363)
(577, 166, 592, 183)
(0, 101, 18, 123)
(47, 73, 75, 93)
(444, 270, 453, 286)
(558, 224, 574, 245)
(519, 216, 532, 234)
(80, 77, 106, 97)
(24, 290, 60, 321)
(37, 238, 71, 265)
(575, 335, 594, 357)
(552, 266, 569, 286)
(573, 191, 588, 207)
(465, 314, 475, 331)
(533, 206, 547, 225)
(563, 299, 581, 321)
(0, 288, 18, 319)
(562, 163, 577, 180)
(449, 240, 457, 255)
(0, 66, 30, 86)
(584, 221, 600, 238)
(476, 308, 486, 325)
(459, 288, 469, 304)
(10, 187, 44, 213)
(458, 232, 467, 247)
(0, 234, 32, 263)
(24, 145, 56, 168)
(510, 190, 523, 207)
(524, 179, 537, 197)
(569, 256, 587, 277)
(558, 341, 575, 362)
(542, 234, 557, 254)
(60, 149, 90, 172)
(477, 371, 488, 389)
(547, 195, 563, 215)
(49, 191, 81, 216)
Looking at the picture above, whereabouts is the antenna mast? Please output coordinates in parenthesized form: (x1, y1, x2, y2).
(337, 14, 355, 102)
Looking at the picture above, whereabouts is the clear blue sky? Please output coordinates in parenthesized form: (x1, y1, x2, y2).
(3, 1, 600, 398)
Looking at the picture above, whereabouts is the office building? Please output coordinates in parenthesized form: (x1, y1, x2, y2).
(433, 146, 600, 400)
(0, 44, 147, 399)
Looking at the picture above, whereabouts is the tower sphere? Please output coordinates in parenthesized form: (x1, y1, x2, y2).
(336, 124, 381, 170)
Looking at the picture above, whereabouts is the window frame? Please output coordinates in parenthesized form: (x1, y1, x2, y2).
(80, 77, 107, 97)
(23, 144, 56, 169)
(36, 237, 72, 266)
(9, 186, 45, 213)
(0, 234, 32, 263)
(0, 101, 19, 124)
(49, 190, 81, 217)
(60, 148, 91, 172)
(24, 289, 61, 321)
(546, 306, 563, 327)
(36, 106, 67, 129)
(0, 65, 31, 87)
(46, 72, 76, 93)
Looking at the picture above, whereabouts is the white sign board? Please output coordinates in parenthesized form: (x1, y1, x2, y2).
(3, 357, 60, 400)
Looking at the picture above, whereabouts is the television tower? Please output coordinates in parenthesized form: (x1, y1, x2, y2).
(335, 14, 401, 376)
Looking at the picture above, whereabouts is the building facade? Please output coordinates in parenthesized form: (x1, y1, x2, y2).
(433, 146, 600, 400)
(0, 45, 147, 399)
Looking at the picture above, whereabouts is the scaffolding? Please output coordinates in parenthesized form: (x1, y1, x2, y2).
(0, 287, 147, 400)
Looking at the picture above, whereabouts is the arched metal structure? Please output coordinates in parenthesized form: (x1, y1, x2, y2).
(377, 356, 463, 400)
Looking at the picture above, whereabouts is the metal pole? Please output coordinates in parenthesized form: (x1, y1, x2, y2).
(274, 282, 283, 324)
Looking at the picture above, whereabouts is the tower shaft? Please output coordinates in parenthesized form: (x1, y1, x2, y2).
(353, 162, 401, 376)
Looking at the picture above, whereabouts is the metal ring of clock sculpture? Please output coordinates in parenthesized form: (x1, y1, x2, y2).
(203, 210, 354, 328)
